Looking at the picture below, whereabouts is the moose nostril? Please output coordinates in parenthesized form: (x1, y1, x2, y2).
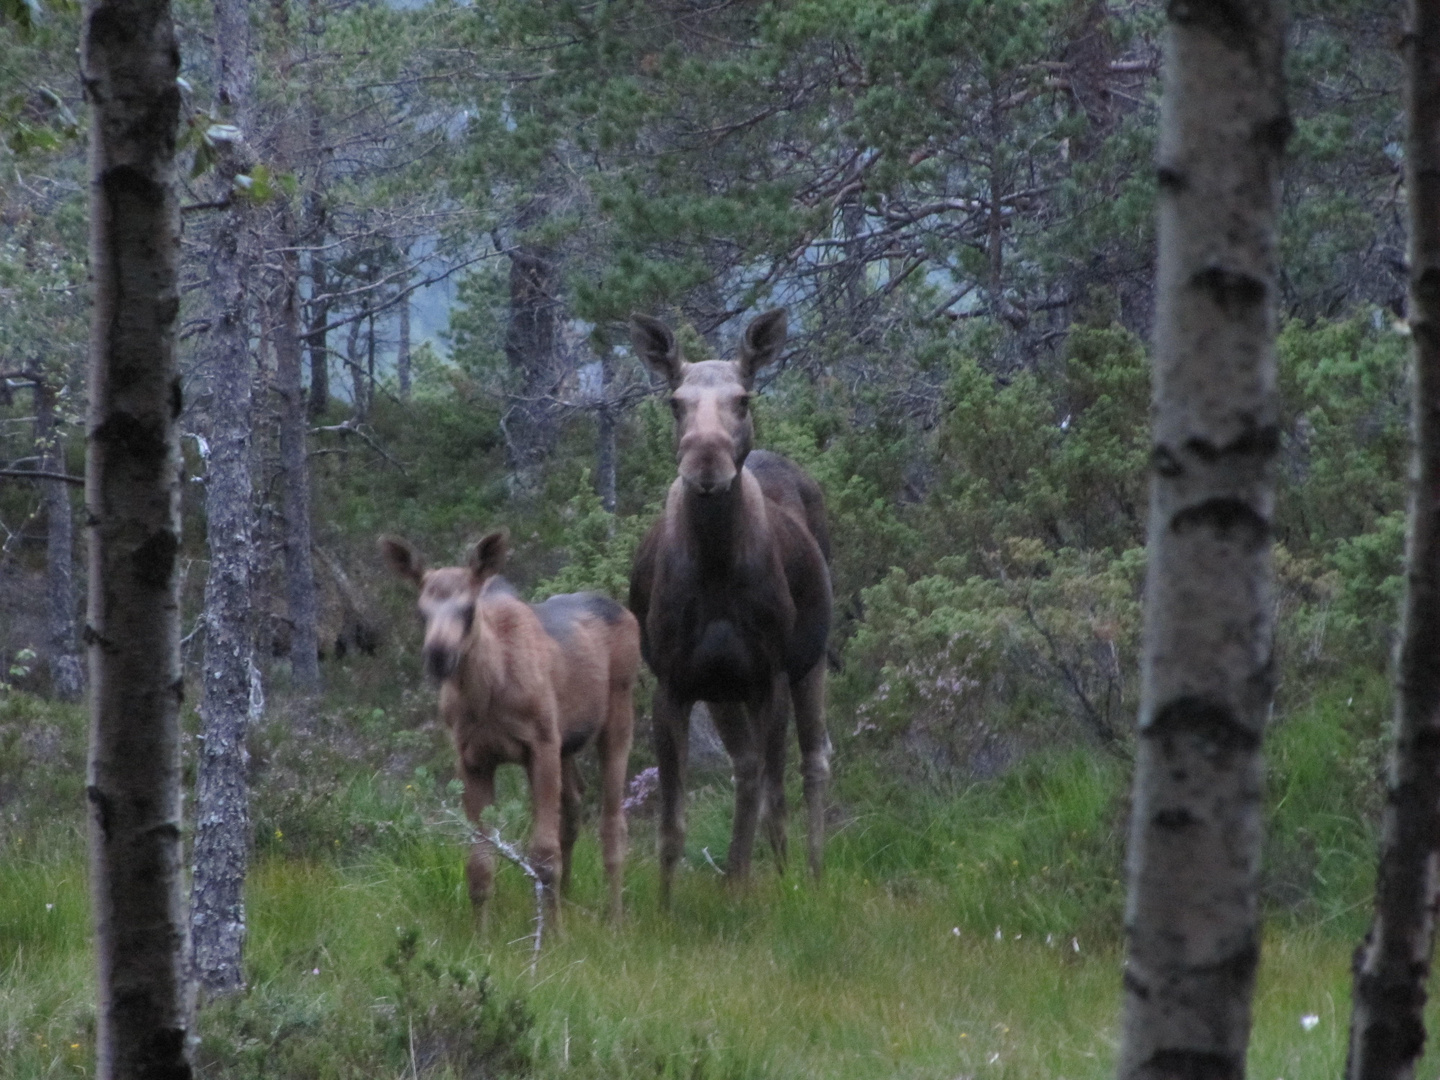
(425, 648, 456, 682)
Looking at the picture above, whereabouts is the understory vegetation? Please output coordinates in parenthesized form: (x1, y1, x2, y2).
(0, 657, 1403, 1079)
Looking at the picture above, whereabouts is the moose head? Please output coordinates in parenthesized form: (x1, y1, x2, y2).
(630, 308, 788, 497)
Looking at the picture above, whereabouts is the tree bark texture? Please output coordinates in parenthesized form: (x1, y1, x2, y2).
(81, 0, 194, 1071)
(35, 378, 84, 701)
(1117, 1, 1288, 1079)
(273, 232, 321, 690)
(304, 224, 329, 419)
(503, 198, 559, 493)
(1346, 2, 1440, 1076)
(190, 0, 256, 998)
(397, 283, 411, 400)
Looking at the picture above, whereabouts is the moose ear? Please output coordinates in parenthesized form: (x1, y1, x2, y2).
(379, 535, 425, 586)
(630, 313, 686, 389)
(738, 307, 787, 386)
(469, 529, 509, 582)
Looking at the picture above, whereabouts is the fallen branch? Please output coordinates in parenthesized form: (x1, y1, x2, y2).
(480, 827, 546, 976)
(0, 468, 85, 486)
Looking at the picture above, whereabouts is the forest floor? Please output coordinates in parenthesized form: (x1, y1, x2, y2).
(0, 679, 1419, 1079)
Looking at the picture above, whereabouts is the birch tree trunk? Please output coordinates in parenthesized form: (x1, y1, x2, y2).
(1116, 1, 1288, 1077)
(1345, 2, 1440, 1075)
(81, 0, 194, 1070)
(190, 0, 256, 998)
(35, 377, 83, 701)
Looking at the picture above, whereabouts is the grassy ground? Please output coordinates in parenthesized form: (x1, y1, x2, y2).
(0, 678, 1406, 1078)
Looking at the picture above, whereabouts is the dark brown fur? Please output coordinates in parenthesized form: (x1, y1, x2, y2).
(628, 308, 832, 907)
(381, 531, 640, 927)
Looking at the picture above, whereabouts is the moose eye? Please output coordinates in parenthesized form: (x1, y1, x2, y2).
(735, 395, 750, 417)
(459, 604, 475, 635)
(669, 397, 684, 419)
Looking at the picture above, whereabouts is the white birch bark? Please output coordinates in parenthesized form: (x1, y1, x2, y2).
(1117, 1, 1289, 1077)
(81, 0, 194, 1070)
(1345, 1, 1440, 1076)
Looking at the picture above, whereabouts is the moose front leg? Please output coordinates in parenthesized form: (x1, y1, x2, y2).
(759, 672, 791, 873)
(526, 734, 565, 935)
(460, 762, 498, 930)
(712, 700, 762, 884)
(792, 661, 831, 880)
(653, 685, 692, 910)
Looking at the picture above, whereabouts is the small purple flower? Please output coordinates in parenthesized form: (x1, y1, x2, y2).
(623, 766, 660, 812)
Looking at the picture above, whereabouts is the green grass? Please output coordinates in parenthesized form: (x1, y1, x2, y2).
(0, 679, 1404, 1078)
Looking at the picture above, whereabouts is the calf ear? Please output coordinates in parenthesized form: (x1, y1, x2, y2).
(469, 529, 509, 581)
(738, 307, 787, 386)
(631, 313, 686, 389)
(379, 535, 424, 586)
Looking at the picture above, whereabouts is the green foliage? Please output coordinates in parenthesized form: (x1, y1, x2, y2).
(195, 925, 532, 1080)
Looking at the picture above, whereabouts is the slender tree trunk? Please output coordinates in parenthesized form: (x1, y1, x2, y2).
(503, 197, 559, 493)
(348, 303, 366, 419)
(397, 280, 411, 401)
(81, 0, 194, 1071)
(305, 226, 329, 419)
(1346, 2, 1440, 1076)
(190, 0, 256, 998)
(1116, 1, 1288, 1078)
(596, 344, 616, 514)
(274, 232, 322, 690)
(35, 378, 83, 701)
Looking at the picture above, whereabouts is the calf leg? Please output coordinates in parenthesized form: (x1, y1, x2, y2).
(599, 684, 635, 922)
(559, 756, 583, 896)
(460, 763, 497, 930)
(653, 686, 692, 910)
(759, 674, 791, 872)
(792, 661, 831, 879)
(526, 734, 565, 935)
(712, 701, 762, 883)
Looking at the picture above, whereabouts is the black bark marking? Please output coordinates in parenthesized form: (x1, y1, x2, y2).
(88, 785, 113, 841)
(1170, 498, 1269, 549)
(1152, 446, 1184, 477)
(93, 411, 168, 465)
(101, 164, 166, 211)
(1254, 114, 1293, 153)
(1156, 165, 1187, 192)
(1189, 266, 1267, 313)
(1153, 807, 1198, 829)
(170, 378, 183, 417)
(1183, 424, 1280, 462)
(1122, 968, 1152, 1000)
(1148, 696, 1259, 754)
(1166, 0, 1254, 55)
(133, 529, 179, 589)
(1134, 1048, 1240, 1080)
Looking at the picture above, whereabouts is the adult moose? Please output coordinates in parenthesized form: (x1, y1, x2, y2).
(629, 308, 832, 908)
(381, 531, 640, 927)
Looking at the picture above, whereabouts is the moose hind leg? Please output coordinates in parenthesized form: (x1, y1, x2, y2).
(653, 687, 692, 909)
(792, 661, 831, 879)
(559, 756, 583, 896)
(599, 685, 635, 922)
(759, 675, 790, 872)
(712, 701, 762, 883)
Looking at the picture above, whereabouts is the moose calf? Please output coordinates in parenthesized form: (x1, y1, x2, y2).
(382, 530, 640, 927)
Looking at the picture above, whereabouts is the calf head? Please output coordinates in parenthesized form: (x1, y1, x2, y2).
(380, 531, 509, 682)
(631, 308, 787, 497)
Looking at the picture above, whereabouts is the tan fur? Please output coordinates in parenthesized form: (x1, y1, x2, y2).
(381, 533, 639, 928)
